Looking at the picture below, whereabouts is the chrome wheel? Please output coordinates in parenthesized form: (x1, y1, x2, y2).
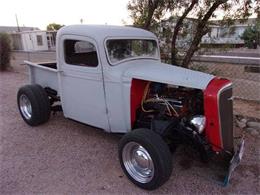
(122, 141, 154, 183)
(19, 94, 32, 120)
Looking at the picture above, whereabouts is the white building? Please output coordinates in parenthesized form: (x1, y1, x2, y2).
(0, 26, 56, 51)
(10, 31, 56, 51)
(201, 18, 256, 47)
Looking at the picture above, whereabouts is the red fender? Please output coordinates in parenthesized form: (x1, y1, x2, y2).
(204, 77, 232, 152)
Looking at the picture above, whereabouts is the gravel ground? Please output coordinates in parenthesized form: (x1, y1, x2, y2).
(0, 52, 259, 194)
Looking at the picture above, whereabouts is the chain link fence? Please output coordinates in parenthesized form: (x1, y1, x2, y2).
(189, 61, 260, 102)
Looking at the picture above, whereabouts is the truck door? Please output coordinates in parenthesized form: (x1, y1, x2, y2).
(58, 35, 110, 131)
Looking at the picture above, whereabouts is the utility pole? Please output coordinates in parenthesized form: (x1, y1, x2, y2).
(15, 14, 21, 32)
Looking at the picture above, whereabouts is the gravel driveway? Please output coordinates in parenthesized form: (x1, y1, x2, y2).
(0, 52, 259, 194)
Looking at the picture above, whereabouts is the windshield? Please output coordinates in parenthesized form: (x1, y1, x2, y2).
(106, 39, 159, 64)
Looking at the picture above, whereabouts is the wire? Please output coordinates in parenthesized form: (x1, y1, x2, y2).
(162, 98, 179, 117)
(140, 82, 180, 118)
(141, 82, 154, 113)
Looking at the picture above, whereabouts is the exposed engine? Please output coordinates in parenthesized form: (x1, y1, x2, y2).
(134, 82, 204, 130)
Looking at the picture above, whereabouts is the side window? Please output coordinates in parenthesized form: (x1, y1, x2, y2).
(64, 39, 98, 67)
(36, 35, 43, 46)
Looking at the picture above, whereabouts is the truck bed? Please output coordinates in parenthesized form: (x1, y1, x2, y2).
(38, 62, 57, 69)
(24, 61, 59, 94)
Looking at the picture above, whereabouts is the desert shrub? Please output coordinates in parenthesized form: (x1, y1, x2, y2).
(0, 33, 12, 71)
(241, 22, 260, 49)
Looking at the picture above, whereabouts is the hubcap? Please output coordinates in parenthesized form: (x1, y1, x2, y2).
(19, 94, 32, 120)
(122, 142, 154, 183)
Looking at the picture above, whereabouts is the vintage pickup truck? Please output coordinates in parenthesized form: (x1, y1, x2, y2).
(17, 25, 244, 190)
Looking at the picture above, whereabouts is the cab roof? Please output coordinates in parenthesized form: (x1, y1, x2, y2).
(57, 25, 157, 41)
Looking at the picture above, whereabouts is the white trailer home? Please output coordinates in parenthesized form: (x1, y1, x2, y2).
(10, 31, 56, 51)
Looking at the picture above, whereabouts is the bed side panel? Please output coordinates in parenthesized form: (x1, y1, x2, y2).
(28, 65, 59, 94)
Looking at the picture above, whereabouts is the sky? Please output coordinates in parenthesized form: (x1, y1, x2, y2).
(0, 0, 131, 30)
(1, 0, 258, 30)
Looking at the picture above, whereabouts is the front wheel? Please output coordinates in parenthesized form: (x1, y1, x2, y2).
(118, 128, 173, 190)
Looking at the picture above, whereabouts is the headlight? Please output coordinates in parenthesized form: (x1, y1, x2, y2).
(190, 115, 206, 134)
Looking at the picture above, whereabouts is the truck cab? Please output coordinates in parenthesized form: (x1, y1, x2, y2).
(18, 25, 244, 190)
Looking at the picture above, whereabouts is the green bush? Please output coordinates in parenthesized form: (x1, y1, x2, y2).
(0, 33, 12, 71)
(241, 21, 260, 49)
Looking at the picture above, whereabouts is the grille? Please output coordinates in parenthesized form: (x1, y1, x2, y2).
(218, 84, 234, 152)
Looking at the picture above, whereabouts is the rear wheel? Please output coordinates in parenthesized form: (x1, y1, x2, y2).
(119, 128, 173, 190)
(17, 84, 50, 126)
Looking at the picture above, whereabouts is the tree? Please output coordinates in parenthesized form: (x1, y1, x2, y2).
(0, 33, 12, 71)
(46, 23, 64, 31)
(127, 0, 174, 30)
(181, 0, 228, 67)
(127, 0, 257, 68)
(241, 21, 260, 48)
(171, 0, 198, 65)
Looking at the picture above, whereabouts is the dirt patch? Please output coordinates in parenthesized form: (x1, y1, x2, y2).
(234, 99, 260, 119)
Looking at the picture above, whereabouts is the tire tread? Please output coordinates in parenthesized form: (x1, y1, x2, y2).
(17, 84, 50, 126)
(119, 128, 173, 190)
